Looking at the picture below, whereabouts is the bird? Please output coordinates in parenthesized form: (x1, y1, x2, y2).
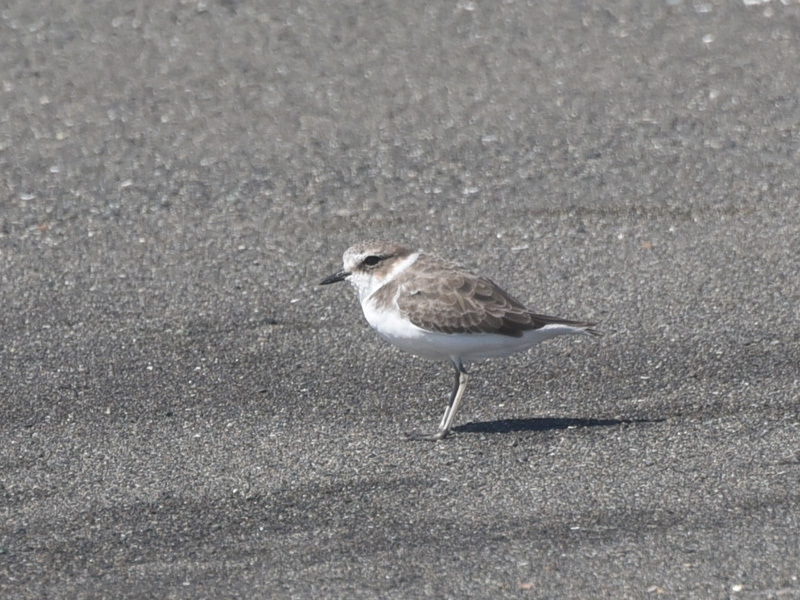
(320, 240, 599, 440)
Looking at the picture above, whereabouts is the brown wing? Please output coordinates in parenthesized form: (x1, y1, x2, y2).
(388, 255, 550, 338)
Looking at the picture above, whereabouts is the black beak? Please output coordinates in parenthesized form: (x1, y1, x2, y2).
(319, 270, 349, 285)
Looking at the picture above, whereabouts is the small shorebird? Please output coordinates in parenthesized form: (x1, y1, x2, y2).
(320, 240, 599, 440)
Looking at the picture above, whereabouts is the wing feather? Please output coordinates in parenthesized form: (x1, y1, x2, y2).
(369, 253, 598, 337)
(368, 252, 599, 338)
(386, 256, 541, 337)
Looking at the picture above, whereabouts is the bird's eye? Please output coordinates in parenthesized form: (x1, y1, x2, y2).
(363, 255, 382, 267)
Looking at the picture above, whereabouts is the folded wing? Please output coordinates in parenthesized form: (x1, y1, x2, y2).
(386, 256, 596, 338)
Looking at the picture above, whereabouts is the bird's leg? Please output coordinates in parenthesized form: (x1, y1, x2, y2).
(406, 360, 469, 441)
(437, 364, 463, 430)
(438, 360, 469, 437)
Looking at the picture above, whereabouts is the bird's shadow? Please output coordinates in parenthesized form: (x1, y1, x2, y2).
(455, 416, 661, 435)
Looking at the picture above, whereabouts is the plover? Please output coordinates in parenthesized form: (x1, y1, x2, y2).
(320, 240, 599, 440)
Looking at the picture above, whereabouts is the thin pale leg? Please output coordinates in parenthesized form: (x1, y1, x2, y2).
(437, 365, 463, 430)
(406, 360, 469, 441)
(438, 363, 469, 437)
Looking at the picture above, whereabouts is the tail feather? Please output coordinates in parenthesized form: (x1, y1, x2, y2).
(582, 324, 601, 337)
(529, 312, 601, 337)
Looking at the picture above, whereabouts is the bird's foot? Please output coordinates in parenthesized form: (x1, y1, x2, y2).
(404, 429, 450, 441)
